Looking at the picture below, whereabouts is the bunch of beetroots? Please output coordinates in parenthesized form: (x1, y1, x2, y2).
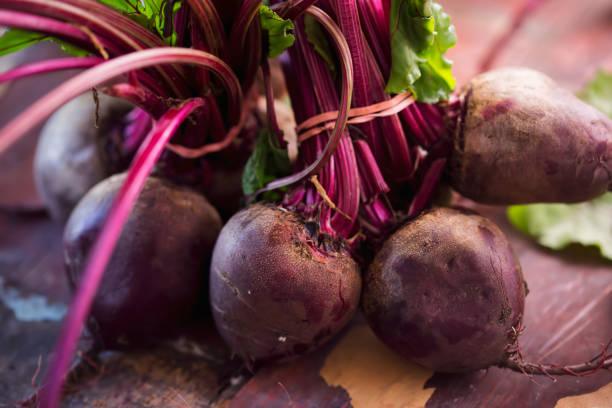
(0, 1, 611, 406)
(211, 0, 611, 373)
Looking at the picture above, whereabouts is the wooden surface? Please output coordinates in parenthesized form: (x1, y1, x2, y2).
(1, 0, 612, 406)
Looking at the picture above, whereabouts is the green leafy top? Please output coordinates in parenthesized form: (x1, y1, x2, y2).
(576, 70, 612, 118)
(259, 5, 295, 58)
(0, 29, 49, 57)
(0, 1, 180, 59)
(507, 194, 612, 260)
(507, 71, 612, 260)
(99, 0, 180, 45)
(242, 130, 291, 201)
(0, 29, 89, 58)
(386, 0, 456, 103)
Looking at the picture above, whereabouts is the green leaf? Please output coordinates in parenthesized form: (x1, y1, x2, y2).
(52, 39, 90, 57)
(0, 29, 49, 57)
(576, 70, 612, 118)
(507, 194, 612, 260)
(98, 0, 180, 45)
(97, 0, 137, 14)
(242, 130, 291, 201)
(0, 29, 89, 58)
(385, 0, 456, 102)
(507, 71, 612, 260)
(259, 5, 295, 58)
(0, 0, 179, 58)
(304, 14, 337, 78)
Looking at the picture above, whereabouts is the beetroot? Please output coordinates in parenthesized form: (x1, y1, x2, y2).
(209, 203, 362, 364)
(64, 173, 222, 349)
(449, 67, 612, 204)
(34, 93, 132, 221)
(363, 207, 526, 373)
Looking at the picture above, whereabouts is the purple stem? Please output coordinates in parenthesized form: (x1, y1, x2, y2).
(295, 19, 359, 236)
(61, 0, 168, 49)
(103, 83, 168, 119)
(282, 186, 307, 207)
(189, 12, 212, 93)
(420, 102, 444, 136)
(356, 0, 390, 77)
(331, 0, 379, 163)
(408, 158, 446, 217)
(0, 9, 120, 56)
(276, 0, 320, 19)
(329, 137, 360, 236)
(354, 0, 439, 150)
(256, 6, 353, 194)
(0, 56, 103, 84)
(261, 57, 283, 145)
(409, 103, 437, 143)
(174, 2, 189, 47)
(185, 18, 227, 147)
(123, 108, 152, 153)
(400, 107, 429, 146)
(39, 98, 205, 408)
(0, 48, 243, 156)
(205, 92, 227, 142)
(353, 139, 389, 202)
(211, 0, 244, 28)
(361, 196, 393, 233)
(240, 16, 262, 91)
(2, 0, 190, 97)
(228, 0, 262, 66)
(282, 44, 332, 202)
(286, 24, 333, 202)
(185, 0, 226, 56)
(333, 0, 413, 181)
(127, 71, 169, 98)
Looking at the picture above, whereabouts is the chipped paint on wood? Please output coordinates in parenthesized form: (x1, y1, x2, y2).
(0, 277, 66, 322)
(320, 325, 434, 408)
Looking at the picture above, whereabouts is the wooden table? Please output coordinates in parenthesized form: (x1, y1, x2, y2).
(1, 0, 611, 406)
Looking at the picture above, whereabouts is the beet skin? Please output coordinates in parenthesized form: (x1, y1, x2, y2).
(210, 204, 362, 364)
(363, 207, 526, 373)
(34, 94, 132, 221)
(64, 174, 222, 349)
(450, 67, 612, 204)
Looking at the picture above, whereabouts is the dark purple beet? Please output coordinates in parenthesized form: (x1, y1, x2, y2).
(64, 173, 222, 349)
(362, 207, 526, 373)
(449, 67, 612, 204)
(34, 93, 133, 221)
(209, 203, 361, 364)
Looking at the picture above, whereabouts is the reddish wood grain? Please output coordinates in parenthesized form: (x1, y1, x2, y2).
(228, 343, 351, 408)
